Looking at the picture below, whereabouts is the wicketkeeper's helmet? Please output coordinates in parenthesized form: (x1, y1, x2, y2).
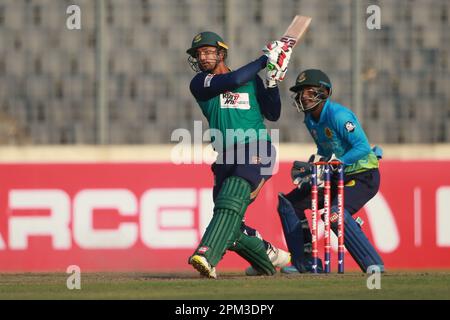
(290, 69, 332, 112)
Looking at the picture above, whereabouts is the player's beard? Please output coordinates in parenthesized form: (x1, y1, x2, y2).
(199, 56, 220, 72)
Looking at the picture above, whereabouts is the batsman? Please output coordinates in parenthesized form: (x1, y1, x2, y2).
(186, 31, 292, 278)
(278, 69, 385, 274)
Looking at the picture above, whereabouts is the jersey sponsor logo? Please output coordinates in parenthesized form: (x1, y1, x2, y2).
(325, 127, 333, 139)
(345, 121, 356, 132)
(204, 74, 214, 87)
(220, 92, 251, 109)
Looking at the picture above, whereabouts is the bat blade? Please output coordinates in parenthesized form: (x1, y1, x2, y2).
(281, 15, 312, 49)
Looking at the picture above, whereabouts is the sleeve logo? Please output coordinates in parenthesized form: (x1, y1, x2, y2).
(345, 121, 356, 132)
(204, 74, 214, 87)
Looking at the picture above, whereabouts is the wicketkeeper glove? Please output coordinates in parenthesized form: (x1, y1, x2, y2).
(326, 153, 342, 171)
(291, 161, 324, 189)
(291, 161, 312, 188)
(308, 153, 325, 164)
(372, 145, 383, 159)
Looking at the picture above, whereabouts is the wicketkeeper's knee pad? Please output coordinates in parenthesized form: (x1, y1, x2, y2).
(329, 206, 384, 273)
(195, 176, 252, 266)
(277, 193, 307, 272)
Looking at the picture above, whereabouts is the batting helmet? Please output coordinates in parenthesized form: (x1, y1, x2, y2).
(186, 31, 229, 57)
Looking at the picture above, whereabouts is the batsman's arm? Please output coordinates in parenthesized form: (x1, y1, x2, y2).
(190, 56, 268, 101)
(254, 75, 281, 121)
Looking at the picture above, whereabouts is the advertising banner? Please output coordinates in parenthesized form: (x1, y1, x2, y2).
(0, 161, 449, 271)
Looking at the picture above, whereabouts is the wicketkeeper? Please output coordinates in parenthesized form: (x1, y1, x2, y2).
(278, 69, 385, 273)
(186, 31, 292, 278)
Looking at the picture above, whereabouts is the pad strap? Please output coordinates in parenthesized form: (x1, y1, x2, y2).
(230, 232, 275, 275)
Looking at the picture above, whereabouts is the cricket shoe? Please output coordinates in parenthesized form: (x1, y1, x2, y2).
(245, 244, 291, 276)
(189, 255, 217, 279)
(281, 257, 324, 274)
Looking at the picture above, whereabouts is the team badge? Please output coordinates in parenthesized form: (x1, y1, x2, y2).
(297, 72, 306, 83)
(325, 127, 333, 139)
(193, 34, 202, 43)
(345, 121, 356, 132)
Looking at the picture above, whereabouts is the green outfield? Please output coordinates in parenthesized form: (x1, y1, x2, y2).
(0, 271, 449, 300)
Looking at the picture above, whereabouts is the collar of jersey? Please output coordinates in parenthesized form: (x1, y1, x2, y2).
(305, 99, 330, 125)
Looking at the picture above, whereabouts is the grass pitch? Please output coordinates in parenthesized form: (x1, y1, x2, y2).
(0, 271, 449, 300)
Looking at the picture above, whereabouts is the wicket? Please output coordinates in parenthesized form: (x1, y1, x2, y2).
(311, 161, 345, 273)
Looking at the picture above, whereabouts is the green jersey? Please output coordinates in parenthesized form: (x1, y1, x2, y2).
(196, 79, 271, 150)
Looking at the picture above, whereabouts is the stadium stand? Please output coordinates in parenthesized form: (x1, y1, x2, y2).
(0, 0, 448, 144)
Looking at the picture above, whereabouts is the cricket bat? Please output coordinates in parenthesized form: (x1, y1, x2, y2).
(265, 15, 311, 79)
(280, 15, 312, 49)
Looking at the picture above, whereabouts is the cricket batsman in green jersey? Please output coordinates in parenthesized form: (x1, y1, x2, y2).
(186, 31, 292, 278)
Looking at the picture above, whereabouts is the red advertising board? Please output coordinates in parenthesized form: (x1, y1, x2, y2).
(0, 161, 449, 271)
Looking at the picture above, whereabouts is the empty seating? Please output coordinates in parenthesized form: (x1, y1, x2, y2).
(0, 0, 448, 145)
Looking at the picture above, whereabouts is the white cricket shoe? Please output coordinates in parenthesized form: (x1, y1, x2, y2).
(189, 255, 217, 279)
(245, 244, 291, 276)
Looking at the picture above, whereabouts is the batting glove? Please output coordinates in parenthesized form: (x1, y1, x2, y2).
(262, 40, 292, 82)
